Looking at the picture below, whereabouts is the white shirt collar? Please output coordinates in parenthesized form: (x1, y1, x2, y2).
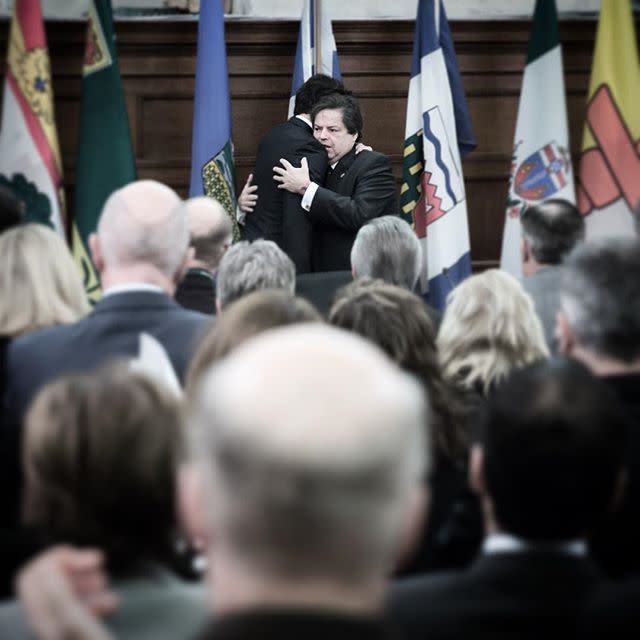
(102, 283, 164, 297)
(295, 114, 312, 128)
(483, 533, 587, 557)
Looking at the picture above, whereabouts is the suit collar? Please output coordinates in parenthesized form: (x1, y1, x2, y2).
(92, 290, 178, 314)
(288, 115, 313, 131)
(332, 147, 357, 176)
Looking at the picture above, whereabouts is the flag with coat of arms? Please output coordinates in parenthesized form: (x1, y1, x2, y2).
(189, 0, 239, 240)
(288, 0, 342, 118)
(0, 0, 66, 234)
(401, 0, 476, 311)
(500, 0, 575, 277)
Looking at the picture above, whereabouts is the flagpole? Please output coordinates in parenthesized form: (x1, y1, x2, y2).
(314, 0, 322, 74)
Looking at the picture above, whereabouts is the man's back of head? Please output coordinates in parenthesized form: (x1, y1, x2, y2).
(293, 73, 346, 116)
(91, 180, 188, 292)
(189, 324, 428, 612)
(477, 358, 626, 542)
(351, 216, 422, 291)
(182, 196, 232, 273)
(557, 237, 640, 369)
(521, 199, 585, 275)
(215, 239, 295, 310)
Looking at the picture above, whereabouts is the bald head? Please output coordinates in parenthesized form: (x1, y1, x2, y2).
(182, 197, 232, 271)
(94, 180, 188, 280)
(191, 325, 428, 585)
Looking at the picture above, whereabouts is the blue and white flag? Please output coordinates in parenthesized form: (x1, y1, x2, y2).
(189, 0, 239, 239)
(401, 0, 476, 310)
(288, 0, 342, 117)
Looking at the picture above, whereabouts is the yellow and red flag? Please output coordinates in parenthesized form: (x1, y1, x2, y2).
(577, 0, 640, 236)
(0, 0, 66, 234)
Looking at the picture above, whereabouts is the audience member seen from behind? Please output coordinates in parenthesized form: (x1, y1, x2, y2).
(0, 224, 89, 597)
(9, 325, 430, 639)
(0, 187, 24, 234)
(215, 239, 295, 313)
(557, 237, 640, 578)
(186, 289, 321, 398)
(329, 279, 482, 576)
(391, 358, 628, 640)
(185, 325, 428, 638)
(520, 199, 585, 350)
(174, 196, 233, 315)
(437, 269, 549, 400)
(0, 365, 206, 639)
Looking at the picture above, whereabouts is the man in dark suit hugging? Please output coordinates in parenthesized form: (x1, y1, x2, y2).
(274, 92, 398, 272)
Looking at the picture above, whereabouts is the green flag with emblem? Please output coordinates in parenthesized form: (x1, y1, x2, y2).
(73, 0, 136, 304)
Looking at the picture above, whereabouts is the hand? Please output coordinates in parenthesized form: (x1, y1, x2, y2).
(273, 157, 310, 195)
(237, 173, 258, 214)
(17, 546, 118, 640)
(355, 142, 372, 154)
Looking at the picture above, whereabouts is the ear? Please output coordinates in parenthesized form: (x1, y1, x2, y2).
(351, 266, 357, 280)
(555, 310, 574, 356)
(520, 238, 529, 265)
(610, 468, 628, 514)
(177, 463, 209, 551)
(89, 233, 104, 274)
(469, 444, 487, 498)
(215, 298, 222, 315)
(174, 247, 194, 285)
(393, 484, 429, 572)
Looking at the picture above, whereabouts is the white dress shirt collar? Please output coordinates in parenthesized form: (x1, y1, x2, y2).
(102, 283, 163, 298)
(483, 533, 587, 557)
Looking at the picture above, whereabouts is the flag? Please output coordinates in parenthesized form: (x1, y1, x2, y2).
(189, 0, 239, 240)
(576, 0, 640, 236)
(400, 0, 476, 311)
(73, 0, 136, 303)
(288, 0, 342, 118)
(0, 0, 66, 234)
(500, 0, 574, 277)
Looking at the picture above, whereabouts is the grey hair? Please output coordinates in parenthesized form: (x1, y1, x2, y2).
(216, 240, 296, 309)
(560, 237, 640, 362)
(188, 325, 428, 585)
(521, 199, 585, 265)
(97, 183, 188, 278)
(351, 216, 422, 291)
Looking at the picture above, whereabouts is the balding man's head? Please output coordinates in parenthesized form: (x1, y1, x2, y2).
(189, 325, 429, 590)
(91, 181, 189, 288)
(182, 197, 232, 272)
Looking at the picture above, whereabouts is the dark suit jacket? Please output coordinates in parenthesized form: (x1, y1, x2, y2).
(242, 117, 328, 273)
(197, 610, 396, 640)
(390, 550, 602, 640)
(309, 148, 398, 272)
(295, 270, 353, 318)
(0, 290, 210, 535)
(175, 269, 216, 315)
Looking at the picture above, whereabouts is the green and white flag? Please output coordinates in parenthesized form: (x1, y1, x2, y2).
(73, 0, 136, 303)
(500, 0, 574, 277)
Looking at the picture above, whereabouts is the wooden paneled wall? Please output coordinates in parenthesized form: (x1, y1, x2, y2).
(0, 18, 633, 269)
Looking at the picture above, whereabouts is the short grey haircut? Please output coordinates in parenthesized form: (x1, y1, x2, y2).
(189, 325, 428, 585)
(216, 239, 295, 309)
(560, 237, 640, 362)
(521, 199, 585, 265)
(97, 180, 188, 278)
(351, 216, 422, 291)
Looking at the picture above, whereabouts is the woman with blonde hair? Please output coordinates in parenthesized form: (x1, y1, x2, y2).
(437, 269, 549, 395)
(0, 223, 88, 597)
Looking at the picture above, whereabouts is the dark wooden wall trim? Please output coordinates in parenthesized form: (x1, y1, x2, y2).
(1, 18, 637, 269)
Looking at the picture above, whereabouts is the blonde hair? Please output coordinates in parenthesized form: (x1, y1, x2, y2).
(0, 224, 89, 337)
(437, 269, 549, 394)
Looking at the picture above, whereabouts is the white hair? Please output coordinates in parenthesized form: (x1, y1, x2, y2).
(189, 325, 428, 585)
(97, 180, 187, 277)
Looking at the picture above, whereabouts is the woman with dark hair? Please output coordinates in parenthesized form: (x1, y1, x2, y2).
(329, 279, 483, 575)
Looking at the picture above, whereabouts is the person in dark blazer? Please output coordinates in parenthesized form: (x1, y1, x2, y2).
(175, 196, 233, 315)
(390, 358, 628, 640)
(2, 181, 211, 554)
(274, 92, 398, 272)
(239, 74, 345, 273)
